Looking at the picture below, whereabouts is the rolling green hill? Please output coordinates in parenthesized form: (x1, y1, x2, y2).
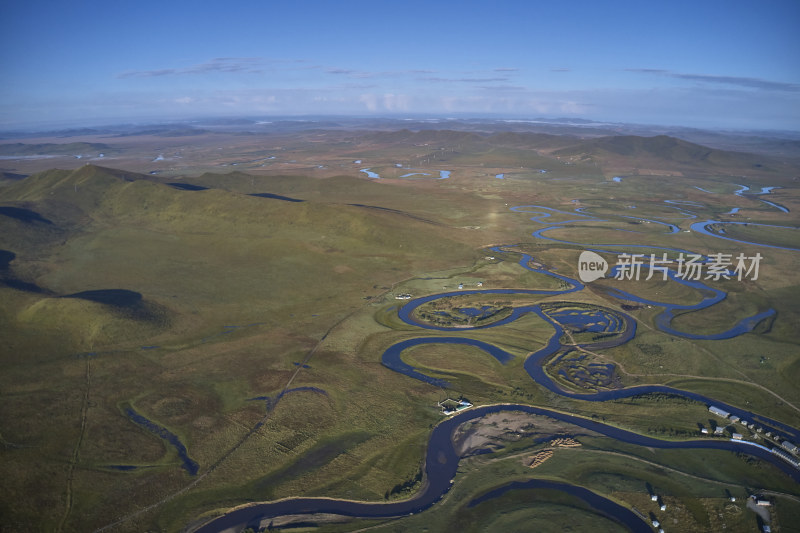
(0, 164, 476, 356)
(552, 134, 774, 170)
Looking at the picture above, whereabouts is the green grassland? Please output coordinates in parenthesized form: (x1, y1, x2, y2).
(287, 410, 800, 533)
(715, 223, 800, 250)
(1, 130, 799, 532)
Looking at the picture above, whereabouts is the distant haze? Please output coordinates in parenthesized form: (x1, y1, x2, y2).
(1, 0, 798, 130)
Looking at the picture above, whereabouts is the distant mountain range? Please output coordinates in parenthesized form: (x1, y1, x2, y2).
(550, 134, 775, 170)
(2, 116, 799, 156)
(0, 142, 112, 156)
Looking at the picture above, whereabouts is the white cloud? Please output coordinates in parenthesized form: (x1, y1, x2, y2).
(359, 93, 379, 111)
(382, 93, 409, 112)
(626, 68, 800, 92)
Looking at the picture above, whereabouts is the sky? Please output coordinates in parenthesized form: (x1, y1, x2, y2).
(1, 0, 798, 131)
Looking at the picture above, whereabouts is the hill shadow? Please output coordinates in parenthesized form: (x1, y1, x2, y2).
(61, 289, 169, 325)
(249, 192, 304, 202)
(167, 182, 210, 191)
(63, 289, 142, 307)
(0, 249, 48, 293)
(0, 206, 53, 225)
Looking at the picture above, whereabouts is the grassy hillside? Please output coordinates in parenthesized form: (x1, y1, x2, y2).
(0, 164, 489, 531)
(552, 134, 777, 172)
(0, 165, 477, 353)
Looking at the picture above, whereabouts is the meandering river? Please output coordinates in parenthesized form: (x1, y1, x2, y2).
(195, 399, 799, 532)
(193, 194, 799, 532)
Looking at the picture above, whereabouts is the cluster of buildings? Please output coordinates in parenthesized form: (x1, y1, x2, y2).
(645, 491, 667, 532)
(706, 405, 800, 468)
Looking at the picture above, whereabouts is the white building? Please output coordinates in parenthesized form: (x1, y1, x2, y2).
(781, 441, 799, 454)
(709, 406, 730, 418)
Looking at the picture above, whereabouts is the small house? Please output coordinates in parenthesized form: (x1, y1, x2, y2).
(709, 406, 730, 418)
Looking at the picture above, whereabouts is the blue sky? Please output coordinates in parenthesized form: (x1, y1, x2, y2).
(1, 0, 798, 130)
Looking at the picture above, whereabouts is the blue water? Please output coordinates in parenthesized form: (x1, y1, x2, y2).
(457, 306, 493, 318)
(727, 184, 789, 213)
(664, 199, 704, 207)
(760, 199, 790, 213)
(689, 220, 800, 251)
(547, 308, 621, 333)
(382, 337, 513, 387)
(125, 407, 198, 475)
(661, 202, 699, 219)
(195, 402, 800, 533)
(617, 215, 680, 233)
(467, 479, 652, 532)
(107, 465, 139, 471)
(277, 386, 327, 400)
(498, 203, 791, 339)
(359, 168, 380, 179)
(612, 176, 622, 182)
(197, 192, 800, 532)
(495, 173, 505, 179)
(530, 224, 699, 257)
(694, 186, 715, 193)
(724, 207, 740, 215)
(384, 295, 794, 442)
(515, 199, 796, 258)
(400, 172, 431, 178)
(511, 204, 602, 224)
(385, 239, 790, 430)
(439, 170, 451, 179)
